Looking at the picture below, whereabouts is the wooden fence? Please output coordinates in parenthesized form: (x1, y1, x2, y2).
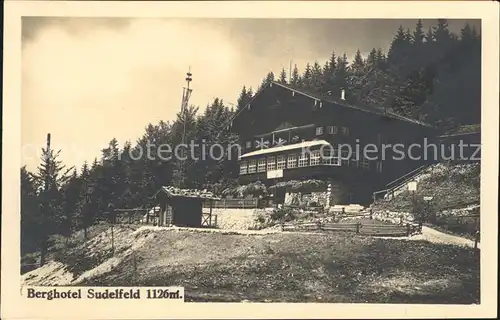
(201, 213, 218, 228)
(113, 209, 149, 224)
(282, 221, 420, 237)
(204, 198, 259, 209)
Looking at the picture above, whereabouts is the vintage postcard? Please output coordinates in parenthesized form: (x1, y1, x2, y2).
(2, 1, 499, 319)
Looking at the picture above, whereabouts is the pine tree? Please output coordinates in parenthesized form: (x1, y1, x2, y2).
(351, 49, 365, 74)
(191, 98, 236, 187)
(321, 60, 330, 91)
(425, 26, 434, 43)
(246, 87, 254, 101)
(61, 169, 82, 241)
(409, 20, 428, 71)
(471, 25, 479, 41)
(460, 23, 479, 44)
(301, 63, 313, 90)
(258, 71, 275, 91)
(328, 51, 337, 72)
(413, 19, 425, 45)
(101, 138, 119, 165)
(30, 137, 73, 265)
(391, 69, 431, 119)
(91, 157, 100, 170)
(98, 138, 123, 213)
(388, 25, 406, 62)
(81, 161, 90, 179)
(278, 68, 287, 84)
(332, 54, 349, 98)
(434, 19, 451, 43)
(21, 166, 40, 255)
(311, 61, 323, 92)
(237, 86, 251, 111)
(80, 157, 102, 238)
(266, 71, 275, 82)
(366, 48, 377, 69)
(290, 64, 300, 86)
(323, 50, 337, 90)
(118, 140, 138, 208)
(405, 28, 412, 43)
(387, 26, 413, 77)
(347, 50, 367, 103)
(422, 21, 481, 127)
(375, 48, 386, 66)
(71, 161, 90, 231)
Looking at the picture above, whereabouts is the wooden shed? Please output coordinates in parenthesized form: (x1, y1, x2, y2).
(150, 186, 220, 228)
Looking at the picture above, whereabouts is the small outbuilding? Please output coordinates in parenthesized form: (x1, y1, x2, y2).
(150, 186, 220, 228)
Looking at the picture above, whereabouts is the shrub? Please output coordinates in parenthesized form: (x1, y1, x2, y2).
(433, 213, 479, 237)
(270, 207, 296, 222)
(252, 207, 299, 229)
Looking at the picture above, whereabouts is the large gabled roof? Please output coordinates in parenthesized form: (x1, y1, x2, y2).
(228, 80, 433, 129)
(440, 124, 480, 138)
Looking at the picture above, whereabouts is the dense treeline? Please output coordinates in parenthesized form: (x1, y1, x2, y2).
(21, 98, 237, 258)
(252, 19, 480, 129)
(21, 20, 480, 258)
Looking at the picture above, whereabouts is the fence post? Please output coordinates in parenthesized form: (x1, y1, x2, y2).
(474, 230, 479, 250)
(133, 251, 138, 285)
(111, 224, 115, 256)
(356, 223, 361, 234)
(406, 223, 411, 236)
(317, 220, 322, 231)
(369, 209, 373, 220)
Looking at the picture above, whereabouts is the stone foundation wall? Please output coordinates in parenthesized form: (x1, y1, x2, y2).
(284, 191, 328, 207)
(372, 210, 415, 224)
(203, 208, 256, 230)
(282, 180, 353, 207)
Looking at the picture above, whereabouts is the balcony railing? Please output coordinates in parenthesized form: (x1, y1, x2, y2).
(240, 153, 373, 175)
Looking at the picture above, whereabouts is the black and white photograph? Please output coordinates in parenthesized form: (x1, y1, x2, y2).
(2, 1, 499, 319)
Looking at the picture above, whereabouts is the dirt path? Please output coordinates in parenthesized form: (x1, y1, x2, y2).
(413, 226, 479, 248)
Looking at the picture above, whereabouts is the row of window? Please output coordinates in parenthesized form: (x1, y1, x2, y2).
(240, 151, 382, 174)
(316, 126, 349, 136)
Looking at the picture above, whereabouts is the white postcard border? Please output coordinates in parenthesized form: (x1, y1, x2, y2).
(2, 1, 499, 319)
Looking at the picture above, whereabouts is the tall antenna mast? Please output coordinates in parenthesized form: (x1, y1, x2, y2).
(179, 67, 193, 187)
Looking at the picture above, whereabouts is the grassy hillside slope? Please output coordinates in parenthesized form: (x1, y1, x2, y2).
(372, 163, 480, 213)
(83, 230, 479, 303)
(23, 226, 479, 304)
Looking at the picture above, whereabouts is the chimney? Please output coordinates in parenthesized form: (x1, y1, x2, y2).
(340, 89, 346, 100)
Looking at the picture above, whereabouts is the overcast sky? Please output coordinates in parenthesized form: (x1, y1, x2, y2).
(22, 18, 480, 172)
